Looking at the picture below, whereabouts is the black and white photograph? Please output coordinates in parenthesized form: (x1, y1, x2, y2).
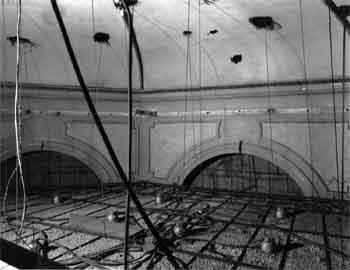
(0, 0, 349, 269)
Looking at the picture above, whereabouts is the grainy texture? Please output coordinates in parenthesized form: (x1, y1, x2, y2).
(1, 183, 349, 270)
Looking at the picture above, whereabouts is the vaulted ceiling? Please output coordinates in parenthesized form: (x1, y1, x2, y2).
(0, 0, 349, 90)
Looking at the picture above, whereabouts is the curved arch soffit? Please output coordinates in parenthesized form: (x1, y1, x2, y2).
(167, 138, 329, 197)
(0, 137, 119, 184)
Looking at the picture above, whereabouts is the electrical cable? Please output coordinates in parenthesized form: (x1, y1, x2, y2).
(136, 9, 221, 84)
(114, 1, 144, 89)
(95, 45, 103, 100)
(1, 0, 7, 203)
(91, 0, 96, 34)
(23, 50, 28, 81)
(264, 30, 274, 196)
(341, 23, 346, 201)
(14, 0, 27, 234)
(298, 0, 316, 198)
(135, 11, 192, 72)
(91, 0, 97, 63)
(2, 166, 17, 215)
(339, 25, 347, 270)
(47, 238, 110, 270)
(198, 0, 204, 188)
(184, 0, 191, 170)
(50, 3, 182, 268)
(189, 3, 196, 172)
(328, 8, 340, 195)
(117, 1, 134, 269)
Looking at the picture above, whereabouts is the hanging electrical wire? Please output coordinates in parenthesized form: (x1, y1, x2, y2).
(183, 0, 192, 170)
(91, 0, 96, 34)
(91, 0, 97, 63)
(328, 8, 340, 195)
(198, 0, 204, 187)
(190, 7, 196, 171)
(136, 9, 222, 84)
(185, 1, 233, 143)
(14, 0, 26, 234)
(114, 1, 134, 268)
(298, 0, 316, 198)
(264, 29, 274, 196)
(2, 167, 17, 214)
(113, 0, 144, 89)
(340, 23, 347, 201)
(209, 1, 273, 54)
(1, 0, 7, 198)
(94, 45, 103, 95)
(51, 1, 184, 268)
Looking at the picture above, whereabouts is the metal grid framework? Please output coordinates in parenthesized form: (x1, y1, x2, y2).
(0, 151, 101, 192)
(1, 182, 349, 270)
(190, 154, 302, 196)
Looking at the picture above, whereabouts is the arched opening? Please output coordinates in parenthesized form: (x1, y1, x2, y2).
(0, 151, 102, 193)
(183, 153, 302, 196)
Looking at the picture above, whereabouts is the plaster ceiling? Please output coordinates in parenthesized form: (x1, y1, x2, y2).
(0, 0, 349, 90)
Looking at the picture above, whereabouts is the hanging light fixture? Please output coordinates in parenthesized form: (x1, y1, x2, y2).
(249, 16, 282, 31)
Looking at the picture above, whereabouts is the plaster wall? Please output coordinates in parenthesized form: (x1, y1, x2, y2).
(1, 81, 349, 198)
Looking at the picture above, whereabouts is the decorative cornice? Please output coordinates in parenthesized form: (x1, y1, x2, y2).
(138, 77, 350, 94)
(1, 76, 349, 95)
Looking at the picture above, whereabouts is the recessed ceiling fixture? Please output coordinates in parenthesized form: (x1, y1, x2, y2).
(6, 36, 38, 48)
(230, 54, 242, 64)
(249, 16, 282, 31)
(93, 32, 110, 45)
(183, 30, 192, 36)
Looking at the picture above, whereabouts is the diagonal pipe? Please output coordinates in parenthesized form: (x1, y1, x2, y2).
(50, 1, 181, 268)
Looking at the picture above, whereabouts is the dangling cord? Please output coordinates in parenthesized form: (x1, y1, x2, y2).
(14, 0, 26, 234)
(23, 50, 28, 83)
(328, 9, 340, 195)
(93, 46, 102, 193)
(184, 0, 191, 170)
(341, 24, 346, 200)
(198, 0, 203, 187)
(339, 20, 347, 270)
(95, 45, 103, 100)
(120, 1, 133, 268)
(92, 0, 100, 118)
(341, 23, 346, 202)
(91, 0, 100, 193)
(299, 0, 315, 199)
(91, 0, 97, 63)
(341, 24, 347, 269)
(264, 30, 273, 196)
(1, 0, 7, 198)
